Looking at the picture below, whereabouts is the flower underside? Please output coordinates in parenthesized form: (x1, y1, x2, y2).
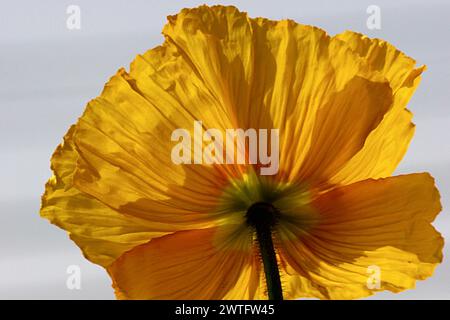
(40, 5, 443, 300)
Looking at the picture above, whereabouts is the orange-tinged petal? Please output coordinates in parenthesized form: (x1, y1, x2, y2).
(40, 126, 168, 267)
(278, 173, 443, 299)
(331, 32, 424, 184)
(109, 225, 265, 299)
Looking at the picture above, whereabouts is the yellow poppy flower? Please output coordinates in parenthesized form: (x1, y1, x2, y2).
(40, 5, 443, 300)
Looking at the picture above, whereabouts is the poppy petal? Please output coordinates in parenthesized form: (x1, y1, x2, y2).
(162, 6, 394, 184)
(72, 67, 236, 229)
(108, 225, 265, 299)
(331, 31, 424, 184)
(41, 126, 168, 267)
(278, 173, 443, 299)
(292, 76, 392, 186)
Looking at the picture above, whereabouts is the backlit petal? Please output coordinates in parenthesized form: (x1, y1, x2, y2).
(41, 126, 168, 267)
(162, 6, 394, 185)
(292, 76, 392, 186)
(331, 32, 424, 184)
(278, 173, 443, 299)
(109, 225, 265, 299)
(73, 64, 237, 229)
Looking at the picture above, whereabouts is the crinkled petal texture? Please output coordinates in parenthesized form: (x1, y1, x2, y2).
(41, 4, 442, 300)
(109, 225, 265, 299)
(41, 126, 168, 266)
(330, 31, 424, 185)
(278, 173, 443, 299)
(162, 6, 396, 186)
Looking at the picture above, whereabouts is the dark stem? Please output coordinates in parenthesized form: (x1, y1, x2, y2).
(246, 202, 283, 300)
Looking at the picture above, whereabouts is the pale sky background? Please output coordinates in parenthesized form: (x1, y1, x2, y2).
(0, 0, 449, 299)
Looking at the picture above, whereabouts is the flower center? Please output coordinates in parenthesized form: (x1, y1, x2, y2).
(245, 201, 279, 228)
(218, 170, 317, 299)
